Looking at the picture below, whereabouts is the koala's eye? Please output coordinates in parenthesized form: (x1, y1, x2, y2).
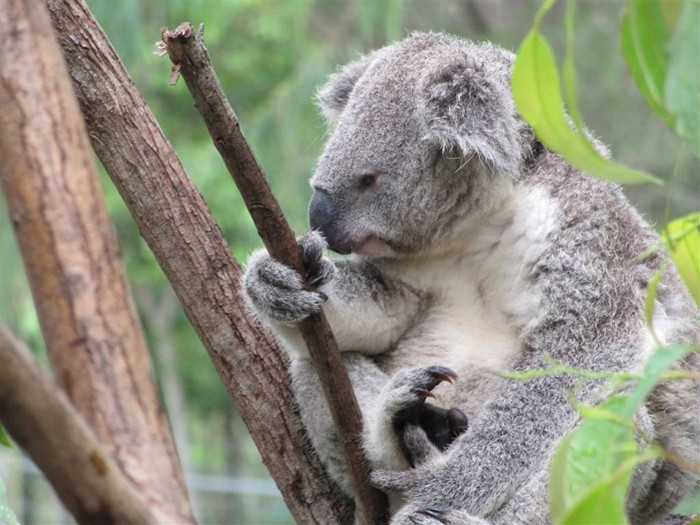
(357, 173, 379, 190)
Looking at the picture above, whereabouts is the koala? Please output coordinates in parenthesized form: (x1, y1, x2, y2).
(244, 33, 700, 525)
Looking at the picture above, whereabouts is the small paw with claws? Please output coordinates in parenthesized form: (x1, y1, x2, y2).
(244, 231, 335, 324)
(379, 366, 468, 464)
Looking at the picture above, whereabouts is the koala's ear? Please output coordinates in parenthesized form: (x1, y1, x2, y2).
(316, 53, 375, 125)
(419, 54, 524, 175)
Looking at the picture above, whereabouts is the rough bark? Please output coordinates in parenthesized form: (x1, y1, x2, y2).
(46, 0, 354, 522)
(162, 22, 388, 525)
(0, 323, 155, 525)
(0, 1, 194, 523)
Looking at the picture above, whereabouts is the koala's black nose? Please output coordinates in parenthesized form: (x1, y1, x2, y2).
(309, 188, 335, 231)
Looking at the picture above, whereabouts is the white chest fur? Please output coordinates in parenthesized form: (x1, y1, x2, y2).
(380, 186, 560, 378)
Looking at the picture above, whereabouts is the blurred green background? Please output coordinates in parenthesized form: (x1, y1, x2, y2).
(0, 1, 697, 524)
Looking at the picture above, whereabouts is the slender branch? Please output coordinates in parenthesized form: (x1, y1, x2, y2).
(161, 22, 389, 525)
(46, 1, 353, 522)
(0, 1, 194, 522)
(0, 322, 155, 525)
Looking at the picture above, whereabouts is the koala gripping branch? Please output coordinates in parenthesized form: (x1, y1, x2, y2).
(162, 22, 389, 524)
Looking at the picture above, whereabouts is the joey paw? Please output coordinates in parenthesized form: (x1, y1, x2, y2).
(381, 366, 467, 463)
(385, 366, 458, 418)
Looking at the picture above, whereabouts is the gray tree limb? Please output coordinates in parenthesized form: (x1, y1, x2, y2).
(0, 322, 155, 525)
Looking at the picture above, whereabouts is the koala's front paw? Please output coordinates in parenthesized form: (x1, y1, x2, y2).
(243, 231, 335, 324)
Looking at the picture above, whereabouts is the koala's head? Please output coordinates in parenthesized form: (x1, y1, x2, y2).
(310, 33, 534, 257)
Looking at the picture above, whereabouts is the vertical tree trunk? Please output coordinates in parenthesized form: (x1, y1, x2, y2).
(0, 1, 194, 523)
(46, 0, 354, 522)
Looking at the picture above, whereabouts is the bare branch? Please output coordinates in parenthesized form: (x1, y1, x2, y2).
(0, 322, 155, 525)
(46, 1, 354, 522)
(160, 22, 388, 524)
(0, 1, 194, 522)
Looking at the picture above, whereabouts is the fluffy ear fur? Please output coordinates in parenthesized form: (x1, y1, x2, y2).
(419, 50, 526, 176)
(315, 53, 376, 126)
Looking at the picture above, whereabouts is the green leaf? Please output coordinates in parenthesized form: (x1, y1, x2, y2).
(662, 212, 700, 307)
(561, 455, 653, 525)
(621, 0, 674, 129)
(665, 0, 700, 157)
(0, 425, 10, 447)
(622, 345, 695, 417)
(550, 345, 693, 524)
(512, 28, 661, 185)
(644, 263, 668, 345)
(563, 0, 585, 133)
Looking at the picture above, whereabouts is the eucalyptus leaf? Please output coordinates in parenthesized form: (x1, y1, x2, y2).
(621, 0, 674, 129)
(0, 425, 10, 447)
(550, 345, 692, 524)
(662, 212, 700, 307)
(665, 0, 700, 157)
(644, 264, 668, 345)
(561, 455, 653, 525)
(512, 27, 661, 185)
(622, 345, 695, 417)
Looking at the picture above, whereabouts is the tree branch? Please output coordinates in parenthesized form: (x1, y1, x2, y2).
(0, 322, 155, 525)
(160, 22, 388, 525)
(0, 1, 194, 523)
(46, 1, 354, 522)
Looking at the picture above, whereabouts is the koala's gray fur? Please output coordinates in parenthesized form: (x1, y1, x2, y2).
(244, 33, 699, 524)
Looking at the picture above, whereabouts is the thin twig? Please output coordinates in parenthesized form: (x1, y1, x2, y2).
(161, 22, 388, 524)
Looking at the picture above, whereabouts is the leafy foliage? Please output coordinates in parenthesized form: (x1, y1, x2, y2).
(514, 1, 699, 523)
(551, 346, 693, 524)
(663, 212, 700, 308)
(621, 0, 673, 129)
(623, 0, 699, 157)
(664, 0, 700, 157)
(512, 0, 660, 185)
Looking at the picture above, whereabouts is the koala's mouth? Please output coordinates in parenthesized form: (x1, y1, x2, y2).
(353, 235, 392, 257)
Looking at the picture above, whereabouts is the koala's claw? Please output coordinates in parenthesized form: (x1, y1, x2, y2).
(416, 508, 448, 523)
(299, 231, 335, 287)
(415, 388, 436, 400)
(428, 367, 458, 384)
(400, 506, 490, 525)
(385, 366, 459, 415)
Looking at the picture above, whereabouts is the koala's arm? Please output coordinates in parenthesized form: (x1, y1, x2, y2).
(244, 232, 426, 357)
